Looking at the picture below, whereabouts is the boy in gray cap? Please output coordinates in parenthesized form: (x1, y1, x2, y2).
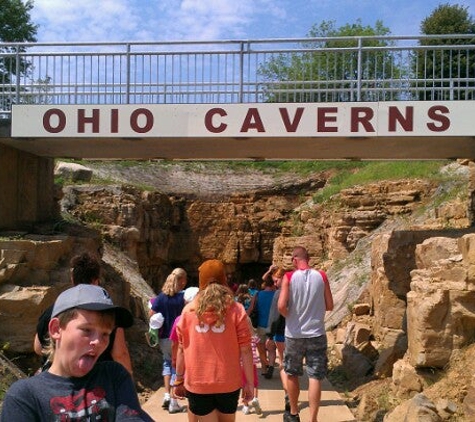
(1, 284, 153, 421)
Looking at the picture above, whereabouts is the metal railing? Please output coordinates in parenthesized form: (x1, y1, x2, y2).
(0, 35, 474, 115)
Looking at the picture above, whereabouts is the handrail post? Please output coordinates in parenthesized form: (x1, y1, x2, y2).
(15, 46, 21, 105)
(357, 37, 362, 102)
(126, 43, 131, 104)
(239, 42, 245, 103)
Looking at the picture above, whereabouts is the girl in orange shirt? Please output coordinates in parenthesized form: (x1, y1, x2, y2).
(174, 259, 254, 421)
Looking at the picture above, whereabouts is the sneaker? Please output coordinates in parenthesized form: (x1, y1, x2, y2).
(260, 366, 269, 377)
(283, 411, 300, 422)
(242, 405, 250, 415)
(264, 365, 274, 379)
(251, 398, 262, 415)
(284, 394, 290, 412)
(162, 393, 171, 409)
(168, 400, 186, 414)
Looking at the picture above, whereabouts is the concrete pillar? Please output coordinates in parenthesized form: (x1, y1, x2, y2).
(0, 144, 56, 231)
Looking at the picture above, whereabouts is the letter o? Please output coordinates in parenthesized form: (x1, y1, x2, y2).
(130, 108, 154, 133)
(43, 109, 66, 133)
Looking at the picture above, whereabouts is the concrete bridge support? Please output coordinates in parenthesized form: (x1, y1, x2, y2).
(0, 143, 56, 231)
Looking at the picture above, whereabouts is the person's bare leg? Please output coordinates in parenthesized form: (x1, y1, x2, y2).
(276, 342, 287, 390)
(280, 367, 288, 393)
(276, 341, 288, 409)
(198, 410, 235, 422)
(187, 408, 199, 422)
(164, 374, 171, 395)
(257, 341, 268, 373)
(286, 374, 300, 415)
(216, 411, 236, 422)
(196, 409, 219, 422)
(307, 378, 322, 422)
(267, 339, 277, 367)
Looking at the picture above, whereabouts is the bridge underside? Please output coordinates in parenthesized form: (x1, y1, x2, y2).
(1, 122, 474, 160)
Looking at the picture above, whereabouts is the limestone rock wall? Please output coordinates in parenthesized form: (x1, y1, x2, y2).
(62, 185, 176, 291)
(0, 234, 102, 353)
(61, 183, 313, 287)
(407, 234, 475, 368)
(59, 176, 440, 291)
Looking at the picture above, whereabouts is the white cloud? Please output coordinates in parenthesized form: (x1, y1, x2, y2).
(31, 0, 289, 42)
(30, 0, 475, 43)
(32, 0, 143, 41)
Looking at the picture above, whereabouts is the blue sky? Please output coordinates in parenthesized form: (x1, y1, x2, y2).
(31, 0, 473, 43)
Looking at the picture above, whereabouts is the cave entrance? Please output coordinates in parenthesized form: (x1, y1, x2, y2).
(235, 262, 269, 287)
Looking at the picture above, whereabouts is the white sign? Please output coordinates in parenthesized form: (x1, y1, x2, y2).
(11, 101, 475, 138)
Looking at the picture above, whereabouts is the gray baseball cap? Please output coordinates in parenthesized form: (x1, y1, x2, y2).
(51, 284, 134, 328)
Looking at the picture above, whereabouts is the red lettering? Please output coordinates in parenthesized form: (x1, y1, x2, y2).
(351, 107, 375, 132)
(130, 108, 153, 133)
(43, 109, 66, 133)
(78, 109, 99, 133)
(205, 108, 227, 133)
(388, 106, 413, 132)
(317, 107, 338, 132)
(279, 108, 304, 132)
(427, 106, 450, 132)
(241, 108, 265, 132)
(111, 109, 119, 133)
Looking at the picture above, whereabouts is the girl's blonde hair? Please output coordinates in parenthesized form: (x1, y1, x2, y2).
(162, 268, 187, 296)
(196, 283, 234, 327)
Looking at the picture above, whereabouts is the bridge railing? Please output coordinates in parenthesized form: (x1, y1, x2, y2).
(0, 35, 474, 115)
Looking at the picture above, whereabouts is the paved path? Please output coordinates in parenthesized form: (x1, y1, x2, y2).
(142, 371, 356, 421)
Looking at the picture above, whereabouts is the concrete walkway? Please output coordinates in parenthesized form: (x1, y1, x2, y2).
(142, 371, 356, 421)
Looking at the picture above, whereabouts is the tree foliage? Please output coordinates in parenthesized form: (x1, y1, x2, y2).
(420, 3, 475, 35)
(0, 0, 37, 43)
(258, 19, 399, 103)
(0, 0, 38, 110)
(414, 3, 475, 100)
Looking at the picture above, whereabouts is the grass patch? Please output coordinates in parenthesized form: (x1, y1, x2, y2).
(314, 160, 448, 203)
(213, 160, 369, 175)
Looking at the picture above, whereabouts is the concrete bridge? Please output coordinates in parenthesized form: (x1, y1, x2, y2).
(0, 35, 474, 230)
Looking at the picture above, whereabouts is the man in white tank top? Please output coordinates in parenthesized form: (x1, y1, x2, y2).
(278, 246, 334, 422)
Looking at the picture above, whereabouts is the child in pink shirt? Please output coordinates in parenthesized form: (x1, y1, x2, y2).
(241, 317, 262, 415)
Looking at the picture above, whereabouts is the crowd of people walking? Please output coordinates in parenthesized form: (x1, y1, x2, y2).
(150, 245, 334, 422)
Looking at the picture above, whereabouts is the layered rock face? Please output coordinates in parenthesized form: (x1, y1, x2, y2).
(60, 180, 323, 289)
(60, 177, 440, 288)
(0, 232, 103, 353)
(374, 233, 475, 420)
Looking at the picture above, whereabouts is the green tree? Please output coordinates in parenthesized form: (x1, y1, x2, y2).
(258, 19, 399, 103)
(0, 0, 38, 110)
(414, 3, 475, 100)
